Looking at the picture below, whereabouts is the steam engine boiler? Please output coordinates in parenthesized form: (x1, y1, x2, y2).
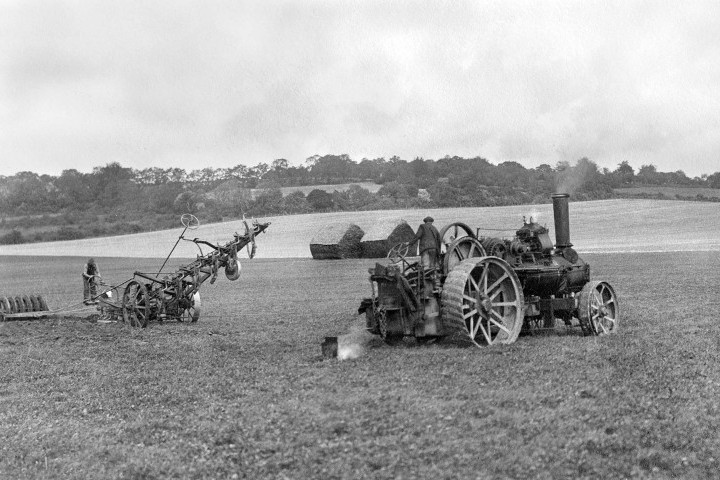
(358, 194, 618, 346)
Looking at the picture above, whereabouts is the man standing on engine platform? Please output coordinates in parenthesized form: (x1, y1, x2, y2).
(407, 216, 442, 291)
(82, 258, 100, 305)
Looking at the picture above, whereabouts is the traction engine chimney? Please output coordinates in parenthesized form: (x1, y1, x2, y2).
(551, 193, 572, 249)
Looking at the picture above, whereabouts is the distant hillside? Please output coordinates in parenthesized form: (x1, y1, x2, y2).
(249, 182, 381, 199)
(5, 156, 720, 246)
(615, 186, 720, 200)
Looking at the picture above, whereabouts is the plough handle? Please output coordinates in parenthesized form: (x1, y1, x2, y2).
(157, 225, 190, 277)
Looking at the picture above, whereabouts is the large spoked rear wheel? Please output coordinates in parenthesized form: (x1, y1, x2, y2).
(442, 257, 524, 346)
(180, 292, 201, 323)
(123, 280, 149, 328)
(578, 281, 618, 335)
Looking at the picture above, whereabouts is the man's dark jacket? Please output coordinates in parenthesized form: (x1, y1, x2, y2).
(412, 223, 441, 255)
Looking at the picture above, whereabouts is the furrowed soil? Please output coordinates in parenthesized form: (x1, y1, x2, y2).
(1, 251, 719, 479)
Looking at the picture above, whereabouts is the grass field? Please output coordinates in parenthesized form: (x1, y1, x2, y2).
(2, 198, 720, 259)
(1, 250, 719, 479)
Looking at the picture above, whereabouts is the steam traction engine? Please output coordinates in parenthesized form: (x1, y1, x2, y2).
(358, 194, 618, 346)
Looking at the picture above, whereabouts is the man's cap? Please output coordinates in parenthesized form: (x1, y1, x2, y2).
(423, 216, 434, 223)
(88, 258, 95, 264)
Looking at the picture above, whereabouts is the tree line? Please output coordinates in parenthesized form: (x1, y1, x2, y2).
(1, 155, 718, 245)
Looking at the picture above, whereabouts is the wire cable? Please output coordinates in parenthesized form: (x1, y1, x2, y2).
(46, 277, 134, 315)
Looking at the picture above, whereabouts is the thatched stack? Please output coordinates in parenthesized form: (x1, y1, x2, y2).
(360, 219, 416, 258)
(309, 223, 365, 259)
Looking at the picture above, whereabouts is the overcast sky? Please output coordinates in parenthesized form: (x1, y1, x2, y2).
(1, 0, 719, 178)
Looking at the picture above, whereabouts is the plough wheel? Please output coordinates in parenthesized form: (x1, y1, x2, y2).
(443, 237, 486, 275)
(180, 292, 201, 323)
(123, 281, 149, 328)
(225, 259, 241, 281)
(578, 281, 619, 335)
(442, 257, 524, 346)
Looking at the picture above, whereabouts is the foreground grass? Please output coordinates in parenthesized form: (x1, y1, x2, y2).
(1, 252, 719, 479)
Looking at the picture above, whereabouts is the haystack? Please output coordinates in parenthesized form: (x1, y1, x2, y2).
(310, 223, 364, 259)
(360, 219, 416, 258)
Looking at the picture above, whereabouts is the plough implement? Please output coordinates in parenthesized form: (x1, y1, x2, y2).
(99, 214, 270, 327)
(0, 214, 269, 325)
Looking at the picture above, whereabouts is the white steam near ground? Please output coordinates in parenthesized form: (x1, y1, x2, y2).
(336, 318, 377, 361)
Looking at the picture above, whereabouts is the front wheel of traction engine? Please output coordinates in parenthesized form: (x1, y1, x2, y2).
(442, 257, 524, 346)
(123, 280, 150, 328)
(578, 281, 618, 335)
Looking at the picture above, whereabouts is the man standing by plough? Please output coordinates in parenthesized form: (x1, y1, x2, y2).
(82, 258, 100, 305)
